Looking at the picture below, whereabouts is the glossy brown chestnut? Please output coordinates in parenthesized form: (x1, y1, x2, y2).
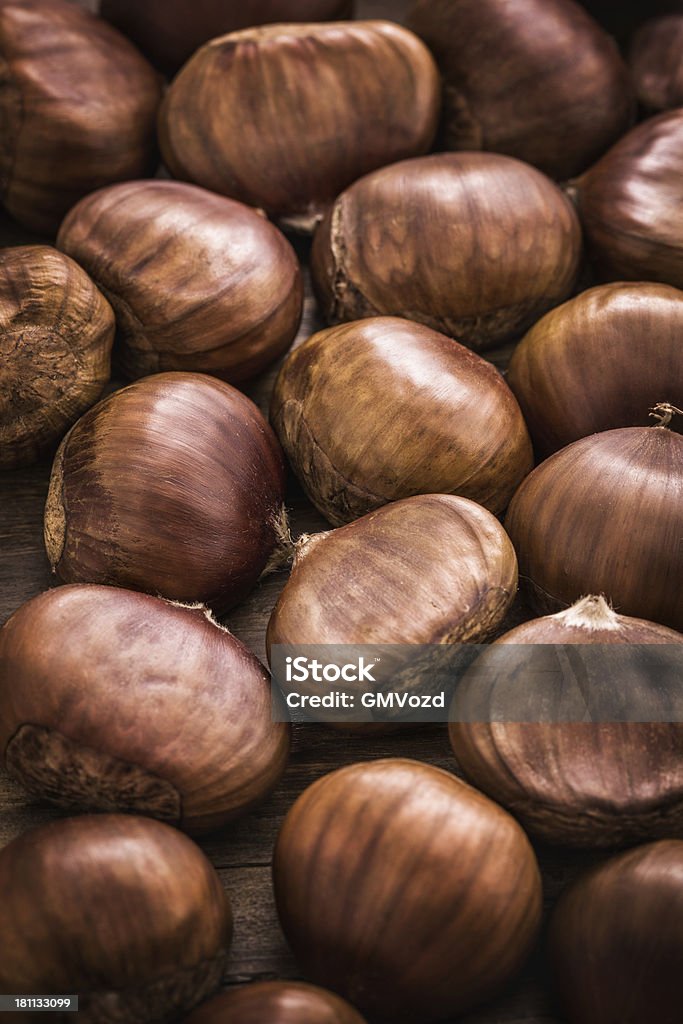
(630, 15, 683, 112)
(506, 282, 683, 457)
(549, 840, 683, 1023)
(0, 0, 162, 234)
(407, 0, 633, 180)
(44, 372, 286, 609)
(312, 154, 582, 350)
(576, 109, 683, 287)
(273, 759, 542, 1023)
(0, 245, 114, 470)
(0, 584, 290, 833)
(450, 595, 683, 847)
(159, 21, 440, 230)
(57, 181, 303, 382)
(102, 0, 353, 75)
(505, 417, 683, 629)
(184, 981, 367, 1024)
(0, 814, 233, 1023)
(271, 317, 533, 525)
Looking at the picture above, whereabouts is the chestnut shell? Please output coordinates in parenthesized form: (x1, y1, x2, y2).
(0, 584, 290, 833)
(44, 372, 286, 609)
(311, 153, 582, 350)
(0, 814, 233, 1023)
(184, 981, 367, 1024)
(273, 758, 542, 1023)
(271, 316, 533, 524)
(57, 180, 303, 383)
(630, 15, 683, 113)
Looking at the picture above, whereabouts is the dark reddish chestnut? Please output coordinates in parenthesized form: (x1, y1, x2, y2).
(183, 982, 367, 1024)
(630, 15, 683, 112)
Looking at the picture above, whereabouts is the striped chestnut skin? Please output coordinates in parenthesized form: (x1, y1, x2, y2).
(44, 372, 286, 610)
(450, 596, 683, 847)
(273, 759, 542, 1023)
(271, 317, 533, 525)
(0, 0, 162, 234)
(576, 109, 683, 288)
(57, 181, 303, 383)
(549, 841, 683, 1024)
(407, 0, 634, 180)
(0, 585, 290, 834)
(505, 424, 683, 630)
(506, 282, 683, 458)
(101, 0, 353, 75)
(311, 153, 582, 350)
(159, 21, 440, 230)
(0, 815, 233, 1023)
(0, 245, 114, 470)
(184, 982, 367, 1024)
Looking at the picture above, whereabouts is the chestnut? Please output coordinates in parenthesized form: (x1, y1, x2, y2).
(506, 282, 683, 457)
(0, 0, 162, 234)
(630, 15, 683, 112)
(101, 0, 353, 75)
(311, 154, 582, 350)
(407, 0, 634, 181)
(576, 108, 683, 287)
(184, 981, 367, 1024)
(57, 181, 303, 382)
(271, 317, 533, 525)
(449, 595, 683, 847)
(0, 584, 290, 833)
(44, 372, 286, 609)
(0, 245, 114, 470)
(505, 412, 683, 630)
(549, 840, 683, 1023)
(0, 814, 233, 1022)
(159, 21, 440, 230)
(273, 758, 542, 1023)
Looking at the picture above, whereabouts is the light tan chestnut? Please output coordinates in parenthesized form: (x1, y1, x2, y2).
(507, 282, 683, 457)
(0, 245, 114, 470)
(549, 841, 683, 1024)
(184, 981, 368, 1024)
(57, 181, 303, 383)
(273, 759, 542, 1023)
(450, 596, 683, 847)
(312, 153, 582, 350)
(0, 0, 162, 234)
(271, 317, 533, 525)
(0, 815, 233, 1023)
(0, 585, 290, 834)
(159, 21, 440, 230)
(505, 410, 683, 630)
(44, 373, 286, 609)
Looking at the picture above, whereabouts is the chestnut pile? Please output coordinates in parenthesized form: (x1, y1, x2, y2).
(1, 0, 683, 1022)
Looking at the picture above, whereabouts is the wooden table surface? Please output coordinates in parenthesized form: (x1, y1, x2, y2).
(0, 2, 609, 1021)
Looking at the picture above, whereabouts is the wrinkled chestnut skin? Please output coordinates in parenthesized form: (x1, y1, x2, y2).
(184, 982, 367, 1024)
(0, 585, 290, 833)
(312, 154, 581, 350)
(576, 109, 683, 287)
(507, 282, 683, 457)
(102, 0, 353, 75)
(44, 372, 286, 609)
(0, 0, 161, 234)
(273, 759, 542, 1023)
(408, 0, 633, 180)
(450, 596, 683, 847)
(159, 21, 440, 230)
(271, 317, 533, 525)
(57, 181, 302, 382)
(0, 815, 233, 1023)
(549, 840, 683, 1024)
(630, 16, 683, 112)
(0, 245, 114, 470)
(505, 425, 683, 630)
